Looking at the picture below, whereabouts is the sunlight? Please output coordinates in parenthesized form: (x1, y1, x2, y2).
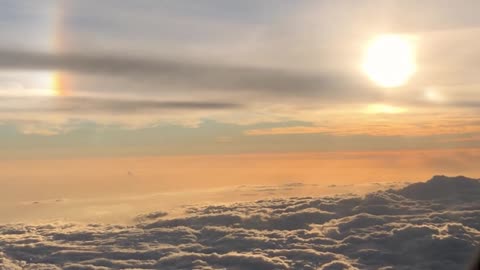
(50, 71, 67, 96)
(365, 103, 407, 114)
(363, 34, 416, 88)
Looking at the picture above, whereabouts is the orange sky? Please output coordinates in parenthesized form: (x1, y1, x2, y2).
(2, 148, 479, 204)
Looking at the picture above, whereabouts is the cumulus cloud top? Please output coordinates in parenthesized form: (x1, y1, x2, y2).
(1, 176, 479, 269)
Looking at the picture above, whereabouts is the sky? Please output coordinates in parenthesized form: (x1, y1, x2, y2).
(1, 2, 480, 269)
(1, 1, 480, 221)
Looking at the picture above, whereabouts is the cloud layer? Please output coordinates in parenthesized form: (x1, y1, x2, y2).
(1, 175, 479, 269)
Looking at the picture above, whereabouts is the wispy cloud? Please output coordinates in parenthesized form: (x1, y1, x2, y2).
(244, 116, 480, 137)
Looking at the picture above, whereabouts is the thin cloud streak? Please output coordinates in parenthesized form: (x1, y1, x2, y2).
(0, 96, 243, 113)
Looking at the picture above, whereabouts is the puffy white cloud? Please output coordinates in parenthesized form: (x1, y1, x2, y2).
(0, 175, 479, 269)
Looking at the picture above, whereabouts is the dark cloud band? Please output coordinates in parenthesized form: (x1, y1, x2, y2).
(0, 48, 377, 100)
(0, 96, 242, 113)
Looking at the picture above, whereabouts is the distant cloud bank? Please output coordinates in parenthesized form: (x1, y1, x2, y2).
(0, 175, 479, 269)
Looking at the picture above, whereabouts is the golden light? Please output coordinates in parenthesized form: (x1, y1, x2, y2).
(19, 71, 61, 97)
(365, 104, 407, 114)
(51, 71, 68, 96)
(363, 34, 416, 88)
(424, 87, 446, 103)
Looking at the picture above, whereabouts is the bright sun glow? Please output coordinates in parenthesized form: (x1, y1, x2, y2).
(363, 34, 416, 88)
(23, 71, 60, 97)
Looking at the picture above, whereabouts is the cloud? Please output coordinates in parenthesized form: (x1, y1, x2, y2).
(133, 211, 168, 223)
(0, 49, 375, 100)
(0, 96, 242, 114)
(243, 117, 480, 137)
(395, 175, 480, 201)
(3, 0, 480, 139)
(245, 126, 332, 136)
(0, 175, 479, 269)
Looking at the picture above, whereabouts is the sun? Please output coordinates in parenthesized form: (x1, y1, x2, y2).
(363, 34, 416, 88)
